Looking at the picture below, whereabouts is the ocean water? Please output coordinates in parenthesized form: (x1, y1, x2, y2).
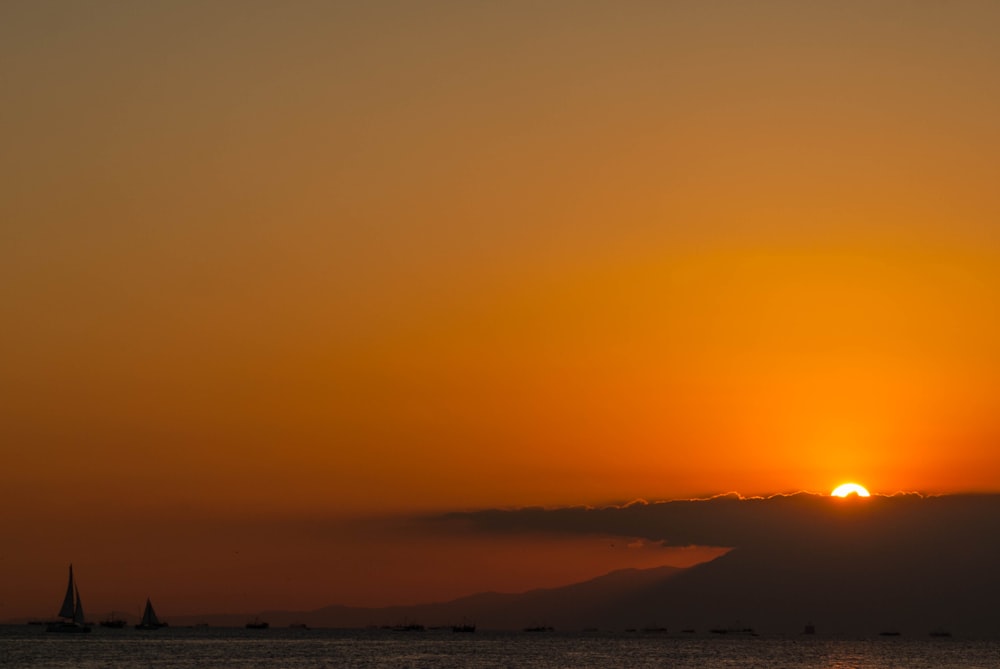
(1, 626, 997, 669)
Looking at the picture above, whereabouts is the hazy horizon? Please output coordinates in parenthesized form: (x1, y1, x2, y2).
(7, 489, 998, 624)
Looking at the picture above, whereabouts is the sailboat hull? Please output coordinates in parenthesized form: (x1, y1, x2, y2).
(45, 621, 91, 633)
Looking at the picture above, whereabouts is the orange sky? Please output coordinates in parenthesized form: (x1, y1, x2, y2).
(3, 1, 1000, 620)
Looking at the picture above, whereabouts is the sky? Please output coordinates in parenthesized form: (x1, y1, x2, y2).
(3, 0, 1000, 620)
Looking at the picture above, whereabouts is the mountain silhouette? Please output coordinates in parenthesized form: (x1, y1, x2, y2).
(165, 494, 1000, 635)
(632, 495, 1000, 635)
(168, 565, 685, 630)
(417, 492, 1000, 635)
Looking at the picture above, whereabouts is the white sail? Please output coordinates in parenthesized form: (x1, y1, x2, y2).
(58, 565, 76, 619)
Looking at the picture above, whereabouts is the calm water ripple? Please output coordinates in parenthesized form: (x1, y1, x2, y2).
(2, 626, 997, 669)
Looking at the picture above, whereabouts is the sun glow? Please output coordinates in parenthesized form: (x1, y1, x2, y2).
(831, 483, 870, 497)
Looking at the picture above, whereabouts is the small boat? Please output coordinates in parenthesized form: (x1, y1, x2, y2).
(879, 631, 901, 637)
(389, 623, 423, 631)
(929, 628, 952, 637)
(710, 626, 757, 636)
(246, 618, 269, 629)
(135, 598, 167, 630)
(803, 622, 816, 635)
(523, 625, 554, 633)
(47, 565, 91, 633)
(288, 623, 309, 630)
(100, 612, 127, 629)
(452, 623, 476, 633)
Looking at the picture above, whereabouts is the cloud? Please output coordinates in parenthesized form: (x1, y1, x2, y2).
(428, 492, 1000, 553)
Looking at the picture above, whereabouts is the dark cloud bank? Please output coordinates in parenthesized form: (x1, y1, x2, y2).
(417, 493, 1000, 635)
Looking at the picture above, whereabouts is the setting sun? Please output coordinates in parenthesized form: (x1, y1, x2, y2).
(831, 483, 871, 497)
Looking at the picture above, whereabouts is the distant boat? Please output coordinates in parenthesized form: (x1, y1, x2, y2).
(523, 625, 554, 633)
(929, 629, 951, 637)
(452, 623, 476, 633)
(879, 631, 901, 637)
(100, 612, 127, 629)
(135, 598, 167, 630)
(288, 623, 309, 630)
(388, 622, 423, 631)
(710, 626, 757, 636)
(47, 564, 91, 633)
(246, 618, 269, 629)
(803, 622, 816, 635)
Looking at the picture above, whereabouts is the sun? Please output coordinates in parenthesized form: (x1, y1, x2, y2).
(831, 483, 870, 497)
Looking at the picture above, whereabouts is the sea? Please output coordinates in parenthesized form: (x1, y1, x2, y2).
(1, 626, 997, 669)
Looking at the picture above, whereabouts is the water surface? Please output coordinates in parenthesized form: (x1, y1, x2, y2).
(2, 626, 995, 668)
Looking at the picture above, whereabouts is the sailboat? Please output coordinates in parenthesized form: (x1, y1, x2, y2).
(46, 564, 91, 633)
(99, 611, 127, 629)
(135, 597, 167, 630)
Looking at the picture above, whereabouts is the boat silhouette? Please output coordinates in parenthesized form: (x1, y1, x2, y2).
(710, 626, 757, 636)
(523, 625, 554, 633)
(135, 598, 167, 630)
(46, 564, 91, 633)
(100, 612, 127, 629)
